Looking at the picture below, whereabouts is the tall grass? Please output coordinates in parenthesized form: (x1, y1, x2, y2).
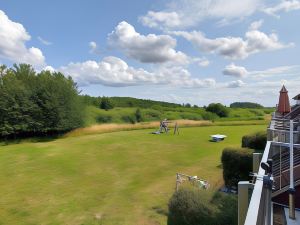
(84, 106, 272, 127)
(66, 119, 268, 137)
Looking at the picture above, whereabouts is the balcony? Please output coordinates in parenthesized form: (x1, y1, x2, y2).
(241, 141, 300, 225)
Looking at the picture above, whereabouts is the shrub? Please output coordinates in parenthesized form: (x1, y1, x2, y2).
(96, 115, 112, 123)
(135, 108, 143, 122)
(168, 187, 238, 225)
(212, 192, 238, 225)
(143, 109, 162, 121)
(230, 102, 263, 109)
(206, 103, 229, 117)
(100, 97, 114, 110)
(242, 131, 267, 150)
(221, 147, 254, 187)
(168, 187, 214, 225)
(121, 115, 136, 124)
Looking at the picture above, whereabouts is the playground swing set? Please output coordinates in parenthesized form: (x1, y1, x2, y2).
(151, 119, 179, 135)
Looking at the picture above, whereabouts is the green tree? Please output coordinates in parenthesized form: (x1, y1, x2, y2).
(100, 97, 114, 110)
(206, 103, 229, 117)
(135, 108, 143, 122)
(0, 64, 83, 139)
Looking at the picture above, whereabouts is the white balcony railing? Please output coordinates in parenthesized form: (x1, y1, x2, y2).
(244, 141, 272, 225)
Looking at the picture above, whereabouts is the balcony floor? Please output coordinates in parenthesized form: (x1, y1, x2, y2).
(284, 207, 299, 225)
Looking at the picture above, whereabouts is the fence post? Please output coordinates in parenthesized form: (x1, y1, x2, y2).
(238, 181, 251, 225)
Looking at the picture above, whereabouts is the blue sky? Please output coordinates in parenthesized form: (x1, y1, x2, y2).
(0, 0, 300, 106)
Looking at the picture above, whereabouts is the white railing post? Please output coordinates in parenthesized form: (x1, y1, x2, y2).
(289, 120, 295, 219)
(253, 153, 262, 174)
(238, 181, 251, 225)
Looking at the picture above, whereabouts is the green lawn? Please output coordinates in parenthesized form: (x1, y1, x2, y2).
(0, 125, 265, 225)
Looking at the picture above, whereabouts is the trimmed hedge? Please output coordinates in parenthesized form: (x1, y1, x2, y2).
(168, 187, 237, 225)
(221, 147, 254, 187)
(242, 131, 267, 150)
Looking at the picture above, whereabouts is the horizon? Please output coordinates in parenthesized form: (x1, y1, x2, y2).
(0, 0, 300, 106)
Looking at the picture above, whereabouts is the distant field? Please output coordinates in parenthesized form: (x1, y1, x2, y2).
(0, 125, 265, 225)
(83, 106, 272, 127)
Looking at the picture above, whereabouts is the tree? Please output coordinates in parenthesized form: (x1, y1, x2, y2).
(100, 97, 114, 110)
(135, 108, 143, 122)
(230, 102, 263, 109)
(206, 103, 229, 117)
(0, 64, 83, 139)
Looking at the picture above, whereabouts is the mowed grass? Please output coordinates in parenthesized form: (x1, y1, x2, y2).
(0, 125, 265, 225)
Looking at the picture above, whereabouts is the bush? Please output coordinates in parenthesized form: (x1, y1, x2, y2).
(100, 97, 114, 110)
(168, 187, 238, 225)
(221, 147, 254, 187)
(230, 102, 263, 109)
(206, 103, 229, 117)
(242, 131, 267, 150)
(121, 115, 136, 124)
(212, 192, 238, 225)
(96, 115, 112, 123)
(168, 187, 215, 225)
(135, 108, 143, 122)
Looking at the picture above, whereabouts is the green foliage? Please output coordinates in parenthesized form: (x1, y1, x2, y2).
(211, 192, 238, 225)
(0, 64, 83, 138)
(135, 108, 143, 122)
(206, 103, 229, 117)
(242, 131, 267, 150)
(121, 115, 136, 124)
(168, 187, 237, 225)
(96, 115, 112, 123)
(109, 96, 181, 108)
(100, 97, 115, 110)
(221, 147, 254, 187)
(230, 102, 263, 108)
(80, 95, 101, 107)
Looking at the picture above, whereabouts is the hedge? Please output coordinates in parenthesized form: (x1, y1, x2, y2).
(221, 147, 254, 187)
(242, 131, 267, 150)
(168, 187, 237, 225)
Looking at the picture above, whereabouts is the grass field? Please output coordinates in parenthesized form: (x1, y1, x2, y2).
(0, 124, 266, 225)
(83, 105, 272, 126)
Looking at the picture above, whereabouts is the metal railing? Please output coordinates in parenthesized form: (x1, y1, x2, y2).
(244, 141, 272, 225)
(243, 124, 300, 225)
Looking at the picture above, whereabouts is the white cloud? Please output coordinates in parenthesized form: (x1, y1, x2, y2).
(107, 21, 188, 64)
(42, 65, 56, 72)
(89, 41, 99, 54)
(226, 80, 245, 88)
(58, 56, 215, 88)
(139, 11, 182, 30)
(140, 0, 263, 29)
(194, 57, 210, 67)
(223, 63, 248, 77)
(0, 10, 45, 67)
(37, 36, 52, 45)
(264, 0, 300, 17)
(173, 21, 293, 60)
(250, 65, 300, 78)
(248, 19, 264, 30)
(222, 63, 299, 79)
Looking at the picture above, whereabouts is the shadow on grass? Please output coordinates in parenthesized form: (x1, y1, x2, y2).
(216, 164, 223, 169)
(0, 134, 63, 146)
(152, 206, 168, 216)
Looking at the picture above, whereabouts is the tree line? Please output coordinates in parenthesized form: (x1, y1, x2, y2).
(0, 64, 83, 139)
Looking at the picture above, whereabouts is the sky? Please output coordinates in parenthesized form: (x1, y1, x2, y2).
(0, 0, 300, 106)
